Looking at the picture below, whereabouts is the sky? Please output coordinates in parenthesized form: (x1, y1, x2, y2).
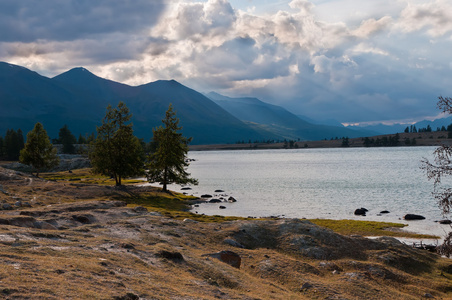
(1, 0, 452, 126)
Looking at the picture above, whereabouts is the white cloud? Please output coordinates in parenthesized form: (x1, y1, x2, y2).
(396, 0, 452, 37)
(1, 0, 451, 124)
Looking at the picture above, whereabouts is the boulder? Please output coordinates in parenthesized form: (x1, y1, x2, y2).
(228, 197, 237, 203)
(354, 208, 367, 216)
(72, 214, 95, 224)
(201, 194, 212, 198)
(219, 206, 226, 209)
(2, 203, 13, 210)
(215, 189, 224, 193)
(439, 220, 452, 225)
(209, 199, 222, 203)
(203, 250, 241, 268)
(156, 250, 184, 262)
(404, 214, 426, 220)
(181, 187, 192, 190)
(380, 210, 390, 214)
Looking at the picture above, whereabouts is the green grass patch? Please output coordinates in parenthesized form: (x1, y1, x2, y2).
(41, 168, 146, 185)
(310, 219, 440, 239)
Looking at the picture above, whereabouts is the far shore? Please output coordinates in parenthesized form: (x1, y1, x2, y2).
(189, 131, 452, 151)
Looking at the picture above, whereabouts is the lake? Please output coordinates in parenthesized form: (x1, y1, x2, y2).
(165, 146, 452, 239)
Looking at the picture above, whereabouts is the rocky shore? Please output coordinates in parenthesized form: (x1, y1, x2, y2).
(0, 166, 452, 299)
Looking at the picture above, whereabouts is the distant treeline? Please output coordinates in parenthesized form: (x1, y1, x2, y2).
(1, 124, 155, 161)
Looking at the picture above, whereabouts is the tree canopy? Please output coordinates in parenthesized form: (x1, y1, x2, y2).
(58, 124, 77, 154)
(146, 104, 198, 192)
(19, 122, 59, 176)
(422, 96, 452, 257)
(89, 102, 144, 186)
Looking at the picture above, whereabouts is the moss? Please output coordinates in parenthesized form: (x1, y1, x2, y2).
(309, 219, 440, 239)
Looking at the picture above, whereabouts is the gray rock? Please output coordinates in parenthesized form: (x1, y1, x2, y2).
(14, 201, 22, 207)
(354, 208, 367, 216)
(404, 214, 425, 220)
(2, 203, 13, 210)
(228, 196, 237, 202)
(300, 282, 313, 290)
(223, 238, 245, 248)
(209, 199, 222, 203)
(219, 205, 226, 209)
(202, 250, 241, 268)
(183, 218, 199, 223)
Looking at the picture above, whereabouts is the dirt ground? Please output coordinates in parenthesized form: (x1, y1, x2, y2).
(0, 166, 452, 299)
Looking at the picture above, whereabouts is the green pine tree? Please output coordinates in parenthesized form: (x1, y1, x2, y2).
(146, 104, 198, 192)
(58, 124, 77, 154)
(19, 123, 59, 177)
(89, 102, 144, 186)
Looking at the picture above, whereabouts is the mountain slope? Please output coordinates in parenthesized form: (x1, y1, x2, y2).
(0, 62, 265, 144)
(207, 92, 373, 140)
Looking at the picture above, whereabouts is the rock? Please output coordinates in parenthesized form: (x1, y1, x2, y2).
(113, 292, 139, 300)
(404, 214, 426, 220)
(35, 221, 58, 230)
(0, 184, 7, 194)
(219, 206, 226, 209)
(201, 194, 212, 198)
(2, 203, 13, 210)
(300, 282, 313, 290)
(439, 220, 452, 225)
(203, 250, 241, 268)
(156, 250, 184, 262)
(215, 189, 224, 193)
(183, 218, 198, 223)
(423, 293, 434, 298)
(223, 238, 245, 248)
(14, 201, 22, 207)
(228, 197, 237, 202)
(380, 210, 390, 214)
(354, 208, 367, 216)
(8, 216, 37, 228)
(181, 187, 192, 190)
(120, 243, 135, 249)
(72, 214, 94, 224)
(133, 206, 148, 213)
(209, 199, 222, 203)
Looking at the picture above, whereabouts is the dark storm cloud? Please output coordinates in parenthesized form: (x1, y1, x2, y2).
(0, 0, 166, 42)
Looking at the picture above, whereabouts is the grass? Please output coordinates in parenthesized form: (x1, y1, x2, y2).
(310, 219, 440, 239)
(41, 168, 146, 185)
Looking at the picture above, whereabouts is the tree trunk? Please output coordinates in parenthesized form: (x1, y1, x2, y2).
(162, 167, 168, 192)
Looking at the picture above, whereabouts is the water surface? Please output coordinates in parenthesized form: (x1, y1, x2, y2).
(167, 147, 452, 238)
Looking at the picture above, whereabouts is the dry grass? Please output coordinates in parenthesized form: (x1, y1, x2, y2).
(1, 166, 452, 299)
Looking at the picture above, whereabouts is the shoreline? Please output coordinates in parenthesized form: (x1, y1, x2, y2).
(189, 131, 452, 151)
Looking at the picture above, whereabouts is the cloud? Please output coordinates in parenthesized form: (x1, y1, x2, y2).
(1, 0, 451, 125)
(396, 0, 452, 37)
(352, 16, 392, 39)
(0, 0, 166, 42)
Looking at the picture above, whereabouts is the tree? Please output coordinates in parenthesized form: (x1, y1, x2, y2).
(89, 102, 144, 186)
(422, 96, 452, 256)
(19, 123, 59, 177)
(0, 135, 4, 159)
(4, 129, 24, 160)
(341, 137, 350, 147)
(58, 124, 77, 154)
(146, 104, 198, 192)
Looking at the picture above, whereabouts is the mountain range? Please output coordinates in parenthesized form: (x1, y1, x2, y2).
(1, 61, 438, 145)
